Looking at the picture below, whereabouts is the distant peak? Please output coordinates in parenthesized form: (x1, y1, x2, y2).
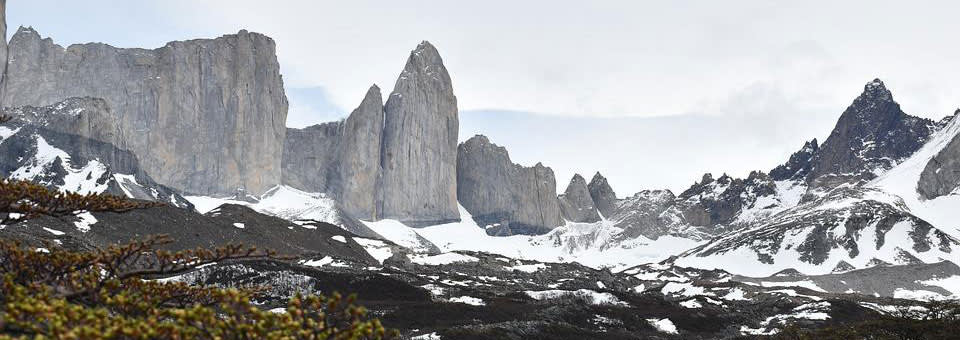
(410, 40, 443, 62)
(14, 26, 41, 38)
(417, 40, 436, 50)
(591, 172, 607, 182)
(570, 173, 586, 183)
(700, 173, 714, 184)
(363, 84, 382, 100)
(859, 78, 893, 102)
(463, 134, 492, 146)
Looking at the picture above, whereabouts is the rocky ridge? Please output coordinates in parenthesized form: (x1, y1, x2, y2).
(3, 26, 289, 196)
(456, 135, 563, 235)
(558, 174, 602, 223)
(1, 97, 192, 208)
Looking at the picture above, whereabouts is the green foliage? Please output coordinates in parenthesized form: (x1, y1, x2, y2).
(0, 235, 392, 339)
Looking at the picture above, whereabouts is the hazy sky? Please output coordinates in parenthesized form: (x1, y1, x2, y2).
(9, 1, 960, 194)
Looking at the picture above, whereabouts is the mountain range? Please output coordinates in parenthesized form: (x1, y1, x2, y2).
(1, 3, 959, 338)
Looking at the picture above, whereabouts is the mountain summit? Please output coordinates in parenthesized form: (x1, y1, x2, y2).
(775, 79, 938, 190)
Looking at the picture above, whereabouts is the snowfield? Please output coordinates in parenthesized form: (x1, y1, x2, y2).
(871, 114, 960, 239)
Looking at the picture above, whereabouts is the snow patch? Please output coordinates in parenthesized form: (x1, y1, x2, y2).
(646, 318, 678, 334)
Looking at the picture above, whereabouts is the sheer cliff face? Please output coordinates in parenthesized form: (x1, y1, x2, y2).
(281, 42, 460, 226)
(281, 86, 384, 220)
(0, 0, 7, 99)
(336, 86, 384, 220)
(378, 42, 460, 225)
(3, 27, 288, 196)
(457, 135, 562, 235)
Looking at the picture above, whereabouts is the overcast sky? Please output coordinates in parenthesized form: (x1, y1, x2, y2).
(9, 1, 960, 194)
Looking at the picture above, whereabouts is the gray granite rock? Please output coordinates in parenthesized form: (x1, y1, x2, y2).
(587, 172, 617, 218)
(558, 174, 601, 223)
(378, 41, 459, 226)
(282, 122, 341, 193)
(918, 113, 960, 199)
(0, 0, 7, 100)
(457, 135, 562, 235)
(3, 27, 288, 196)
(282, 86, 384, 220)
(336, 85, 384, 220)
(1, 98, 193, 208)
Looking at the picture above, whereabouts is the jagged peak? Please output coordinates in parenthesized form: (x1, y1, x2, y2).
(405, 40, 445, 67)
(699, 173, 715, 185)
(465, 134, 491, 145)
(591, 172, 606, 182)
(568, 173, 587, 186)
(13, 26, 42, 40)
(746, 170, 769, 182)
(359, 84, 382, 104)
(855, 78, 893, 103)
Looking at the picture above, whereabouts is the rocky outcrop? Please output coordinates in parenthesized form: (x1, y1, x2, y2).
(377, 41, 459, 225)
(281, 85, 384, 220)
(558, 174, 601, 223)
(588, 172, 618, 218)
(6, 97, 125, 148)
(804, 79, 936, 188)
(609, 190, 679, 240)
(770, 139, 818, 181)
(918, 112, 960, 199)
(3, 27, 288, 196)
(1, 98, 193, 208)
(457, 135, 562, 235)
(677, 172, 777, 228)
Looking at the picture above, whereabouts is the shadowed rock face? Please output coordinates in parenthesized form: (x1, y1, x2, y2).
(588, 172, 618, 218)
(770, 139, 818, 182)
(0, 0, 7, 99)
(918, 113, 960, 199)
(559, 174, 601, 223)
(457, 135, 562, 235)
(281, 86, 384, 220)
(3, 27, 288, 196)
(804, 79, 935, 188)
(378, 41, 459, 226)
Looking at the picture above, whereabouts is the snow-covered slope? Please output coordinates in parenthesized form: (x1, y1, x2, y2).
(184, 185, 383, 239)
(410, 205, 700, 270)
(673, 186, 959, 276)
(871, 114, 960, 239)
(0, 126, 191, 208)
(605, 173, 807, 243)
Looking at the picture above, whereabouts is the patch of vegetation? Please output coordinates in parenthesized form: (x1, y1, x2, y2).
(771, 300, 960, 340)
